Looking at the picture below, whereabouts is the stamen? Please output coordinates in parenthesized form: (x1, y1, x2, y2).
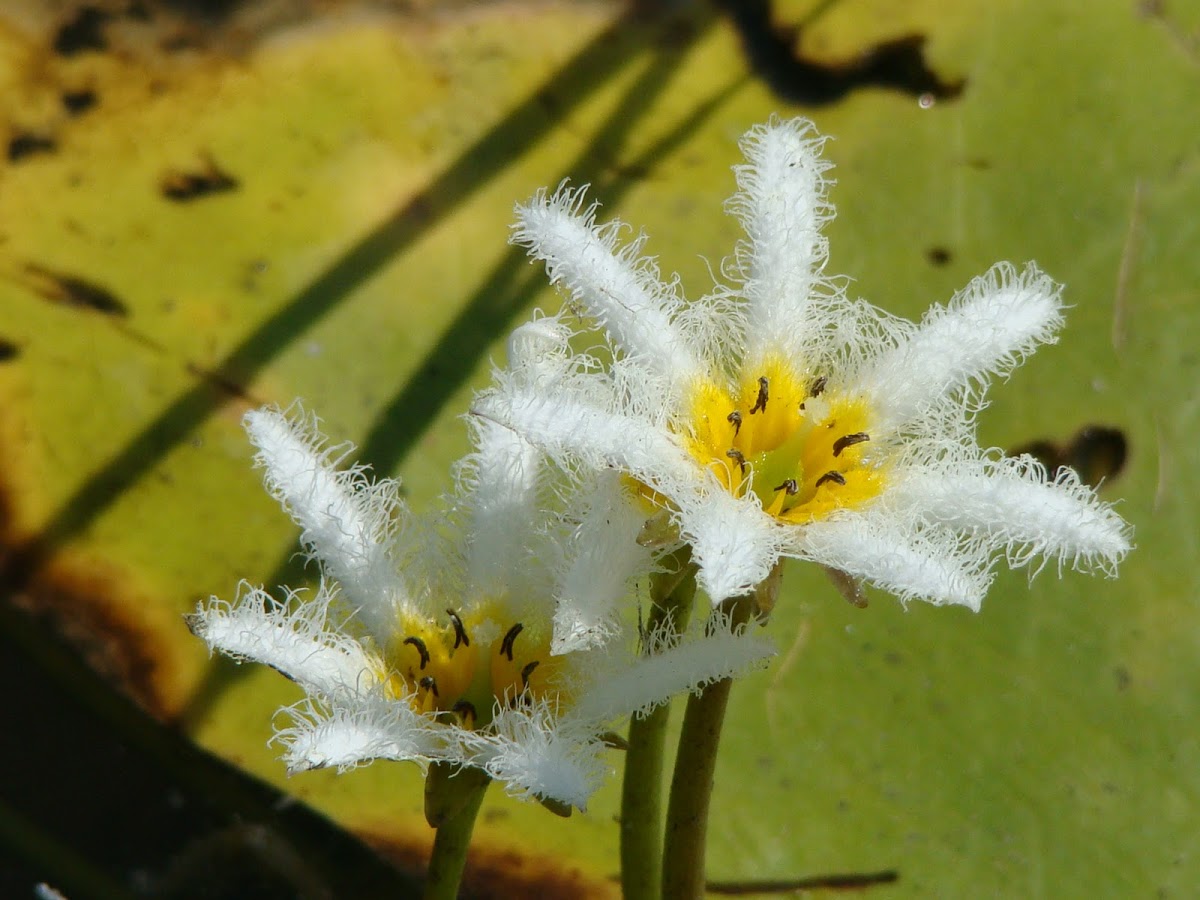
(452, 699, 477, 727)
(727, 410, 743, 436)
(773, 479, 799, 495)
(726, 448, 747, 475)
(520, 660, 540, 690)
(816, 470, 846, 488)
(446, 609, 470, 648)
(832, 432, 871, 458)
(500, 623, 524, 662)
(403, 636, 430, 670)
(419, 675, 439, 698)
(809, 375, 827, 397)
(750, 376, 769, 414)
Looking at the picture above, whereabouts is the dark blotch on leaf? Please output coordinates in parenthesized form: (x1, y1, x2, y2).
(1114, 666, 1132, 692)
(7, 133, 57, 163)
(53, 6, 112, 56)
(926, 246, 953, 266)
(24, 264, 129, 317)
(158, 0, 245, 23)
(1011, 425, 1128, 487)
(160, 157, 239, 202)
(714, 0, 965, 105)
(62, 89, 99, 116)
(0, 339, 19, 362)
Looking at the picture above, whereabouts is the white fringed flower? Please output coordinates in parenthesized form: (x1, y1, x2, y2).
(190, 321, 775, 810)
(475, 117, 1131, 610)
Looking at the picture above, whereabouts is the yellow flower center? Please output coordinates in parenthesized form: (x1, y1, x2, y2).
(385, 605, 568, 728)
(682, 357, 886, 522)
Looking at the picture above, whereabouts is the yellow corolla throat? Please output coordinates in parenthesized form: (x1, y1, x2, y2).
(683, 359, 886, 523)
(385, 607, 569, 728)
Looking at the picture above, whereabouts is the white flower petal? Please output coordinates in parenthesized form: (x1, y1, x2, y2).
(795, 512, 994, 610)
(459, 418, 544, 598)
(244, 406, 410, 635)
(552, 472, 652, 654)
(463, 702, 606, 810)
(729, 117, 835, 361)
(567, 615, 775, 727)
(892, 455, 1132, 575)
(504, 315, 574, 376)
(187, 582, 381, 700)
(473, 385, 696, 494)
(863, 263, 1065, 428)
(677, 488, 784, 603)
(513, 184, 700, 382)
(274, 696, 441, 774)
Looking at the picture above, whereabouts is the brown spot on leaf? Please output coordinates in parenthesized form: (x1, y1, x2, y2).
(160, 157, 239, 201)
(5, 551, 175, 721)
(53, 5, 113, 57)
(1114, 665, 1132, 692)
(0, 339, 19, 362)
(62, 89, 99, 116)
(363, 827, 616, 900)
(22, 264, 129, 317)
(1010, 425, 1128, 487)
(8, 133, 57, 163)
(185, 362, 255, 402)
(926, 246, 952, 266)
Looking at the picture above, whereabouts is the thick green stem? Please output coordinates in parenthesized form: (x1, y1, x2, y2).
(620, 553, 696, 900)
(621, 702, 671, 900)
(661, 595, 756, 900)
(423, 772, 489, 900)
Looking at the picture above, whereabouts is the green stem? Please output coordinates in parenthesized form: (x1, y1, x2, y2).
(661, 596, 755, 900)
(620, 553, 696, 900)
(423, 773, 489, 900)
(621, 702, 671, 900)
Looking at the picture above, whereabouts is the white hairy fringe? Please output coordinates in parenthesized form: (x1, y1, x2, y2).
(551, 471, 652, 654)
(460, 699, 608, 808)
(675, 486, 786, 603)
(244, 405, 411, 637)
(862, 263, 1065, 429)
(566, 611, 776, 726)
(473, 382, 697, 495)
(455, 313, 587, 602)
(728, 117, 838, 362)
(187, 581, 383, 700)
(458, 417, 547, 600)
(890, 454, 1132, 576)
(273, 695, 442, 774)
(513, 183, 701, 383)
(794, 511, 996, 610)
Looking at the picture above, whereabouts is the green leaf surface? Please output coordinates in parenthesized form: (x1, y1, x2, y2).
(1, 0, 1196, 895)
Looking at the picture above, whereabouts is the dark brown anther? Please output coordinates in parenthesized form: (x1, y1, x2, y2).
(403, 636, 431, 670)
(773, 479, 799, 495)
(520, 660, 540, 689)
(452, 699, 477, 726)
(500, 623, 524, 662)
(815, 470, 846, 488)
(446, 609, 470, 648)
(809, 375, 827, 397)
(727, 410, 743, 436)
(726, 448, 747, 474)
(419, 675, 439, 698)
(750, 376, 769, 414)
(832, 432, 871, 458)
